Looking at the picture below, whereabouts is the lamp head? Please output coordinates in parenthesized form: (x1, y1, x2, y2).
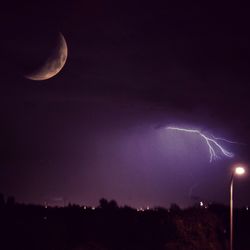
(234, 165, 246, 176)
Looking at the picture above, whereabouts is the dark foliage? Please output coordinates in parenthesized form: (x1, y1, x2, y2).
(0, 196, 249, 250)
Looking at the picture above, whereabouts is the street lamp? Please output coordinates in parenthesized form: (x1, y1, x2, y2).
(230, 164, 246, 250)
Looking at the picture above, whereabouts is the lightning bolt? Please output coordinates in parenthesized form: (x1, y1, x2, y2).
(211, 135, 243, 144)
(166, 126, 235, 162)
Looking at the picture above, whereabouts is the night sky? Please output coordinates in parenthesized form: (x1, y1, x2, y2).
(0, 0, 250, 208)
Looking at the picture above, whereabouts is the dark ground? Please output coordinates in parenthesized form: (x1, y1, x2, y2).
(1, 195, 250, 250)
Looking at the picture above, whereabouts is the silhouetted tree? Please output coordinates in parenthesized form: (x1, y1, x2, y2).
(99, 198, 109, 209)
(108, 200, 118, 209)
(170, 203, 181, 213)
(99, 198, 118, 210)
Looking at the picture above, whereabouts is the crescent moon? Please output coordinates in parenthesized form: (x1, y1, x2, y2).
(25, 33, 68, 81)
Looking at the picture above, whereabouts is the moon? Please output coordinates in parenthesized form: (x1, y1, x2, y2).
(25, 33, 68, 81)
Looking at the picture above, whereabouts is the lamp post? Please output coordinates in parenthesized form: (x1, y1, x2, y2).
(230, 165, 246, 250)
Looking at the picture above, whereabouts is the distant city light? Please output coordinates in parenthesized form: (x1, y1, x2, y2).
(137, 208, 145, 212)
(200, 201, 204, 207)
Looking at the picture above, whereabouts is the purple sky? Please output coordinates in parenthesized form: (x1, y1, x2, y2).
(0, 0, 249, 208)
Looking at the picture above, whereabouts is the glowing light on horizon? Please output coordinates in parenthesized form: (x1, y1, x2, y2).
(166, 126, 235, 162)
